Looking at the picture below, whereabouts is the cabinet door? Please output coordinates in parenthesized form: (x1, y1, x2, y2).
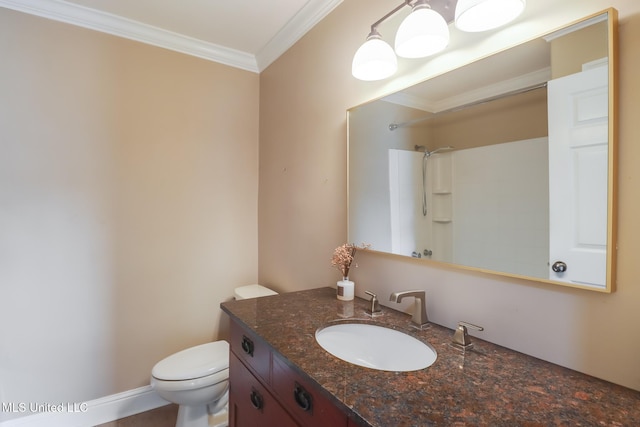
(230, 320, 271, 384)
(272, 354, 348, 427)
(229, 353, 299, 427)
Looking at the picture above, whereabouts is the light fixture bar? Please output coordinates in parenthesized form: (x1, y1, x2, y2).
(368, 0, 413, 34)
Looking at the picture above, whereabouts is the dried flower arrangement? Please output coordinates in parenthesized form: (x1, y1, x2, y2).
(331, 243, 369, 280)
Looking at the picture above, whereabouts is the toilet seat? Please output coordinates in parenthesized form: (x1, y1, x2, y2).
(152, 369, 229, 392)
(152, 341, 229, 381)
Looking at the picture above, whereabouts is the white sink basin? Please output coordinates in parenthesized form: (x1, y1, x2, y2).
(315, 323, 437, 372)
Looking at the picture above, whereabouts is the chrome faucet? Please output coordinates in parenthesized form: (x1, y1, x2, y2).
(389, 290, 428, 328)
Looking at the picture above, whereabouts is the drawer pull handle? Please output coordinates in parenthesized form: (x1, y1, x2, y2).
(249, 389, 263, 411)
(293, 383, 313, 412)
(241, 335, 254, 356)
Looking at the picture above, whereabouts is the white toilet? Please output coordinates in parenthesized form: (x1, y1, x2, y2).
(151, 284, 277, 427)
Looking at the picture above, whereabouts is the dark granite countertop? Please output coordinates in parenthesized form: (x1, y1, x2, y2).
(221, 287, 640, 426)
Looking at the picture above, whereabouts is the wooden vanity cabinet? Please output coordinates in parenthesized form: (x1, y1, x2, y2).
(229, 353, 298, 427)
(228, 319, 350, 427)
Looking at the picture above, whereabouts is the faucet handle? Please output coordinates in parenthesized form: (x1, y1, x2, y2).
(364, 291, 382, 316)
(452, 321, 484, 348)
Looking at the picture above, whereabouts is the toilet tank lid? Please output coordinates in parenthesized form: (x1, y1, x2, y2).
(152, 341, 229, 381)
(234, 284, 277, 300)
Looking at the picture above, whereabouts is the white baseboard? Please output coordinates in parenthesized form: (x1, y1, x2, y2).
(0, 385, 169, 427)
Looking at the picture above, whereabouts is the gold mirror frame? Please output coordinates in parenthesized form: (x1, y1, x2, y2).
(347, 8, 618, 292)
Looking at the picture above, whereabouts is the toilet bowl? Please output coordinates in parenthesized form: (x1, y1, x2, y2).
(151, 341, 229, 427)
(151, 285, 277, 427)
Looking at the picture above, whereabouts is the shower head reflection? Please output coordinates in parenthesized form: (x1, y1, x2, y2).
(414, 145, 454, 156)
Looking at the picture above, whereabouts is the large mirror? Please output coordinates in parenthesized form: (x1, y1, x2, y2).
(348, 9, 617, 292)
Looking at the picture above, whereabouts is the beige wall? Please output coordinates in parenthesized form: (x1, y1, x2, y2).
(259, 0, 640, 391)
(431, 88, 548, 149)
(551, 20, 609, 78)
(0, 8, 259, 417)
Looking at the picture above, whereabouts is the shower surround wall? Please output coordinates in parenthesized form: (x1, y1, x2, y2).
(388, 149, 452, 262)
(452, 138, 550, 278)
(387, 138, 548, 277)
(388, 149, 427, 257)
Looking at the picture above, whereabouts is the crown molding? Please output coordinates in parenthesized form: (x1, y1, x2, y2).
(256, 0, 343, 71)
(0, 0, 344, 73)
(0, 0, 258, 71)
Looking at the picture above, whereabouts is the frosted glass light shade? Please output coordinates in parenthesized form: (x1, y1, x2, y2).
(394, 6, 450, 58)
(455, 0, 526, 32)
(352, 34, 398, 81)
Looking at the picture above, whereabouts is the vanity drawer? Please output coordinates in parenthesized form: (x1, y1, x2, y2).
(272, 354, 348, 427)
(229, 353, 298, 427)
(230, 320, 271, 384)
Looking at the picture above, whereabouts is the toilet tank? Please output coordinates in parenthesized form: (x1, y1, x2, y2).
(234, 284, 277, 300)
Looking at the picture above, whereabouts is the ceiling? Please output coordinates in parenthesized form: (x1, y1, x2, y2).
(384, 37, 551, 112)
(0, 0, 343, 72)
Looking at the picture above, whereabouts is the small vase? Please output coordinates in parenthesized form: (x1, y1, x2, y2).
(336, 278, 354, 301)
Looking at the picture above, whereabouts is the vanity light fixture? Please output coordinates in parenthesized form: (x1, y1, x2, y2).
(352, 29, 398, 81)
(455, 0, 526, 32)
(352, 0, 526, 81)
(395, 0, 450, 58)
